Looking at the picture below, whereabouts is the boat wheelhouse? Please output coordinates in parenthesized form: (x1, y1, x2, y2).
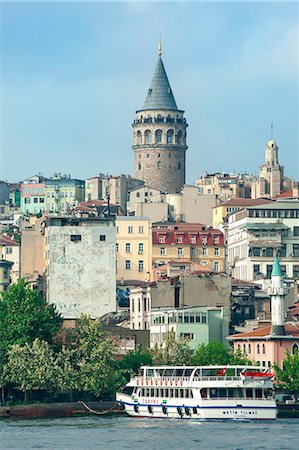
(116, 365, 277, 420)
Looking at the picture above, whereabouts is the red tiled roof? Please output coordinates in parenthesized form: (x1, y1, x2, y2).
(0, 235, 19, 246)
(228, 323, 299, 340)
(214, 198, 273, 208)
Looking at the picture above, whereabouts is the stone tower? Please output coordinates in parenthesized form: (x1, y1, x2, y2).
(133, 44, 188, 194)
(259, 139, 284, 198)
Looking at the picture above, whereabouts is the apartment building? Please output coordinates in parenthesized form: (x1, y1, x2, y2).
(116, 217, 152, 282)
(227, 200, 299, 281)
(152, 222, 225, 272)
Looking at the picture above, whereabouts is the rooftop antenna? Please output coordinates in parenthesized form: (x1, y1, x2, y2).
(158, 35, 162, 57)
(270, 121, 273, 140)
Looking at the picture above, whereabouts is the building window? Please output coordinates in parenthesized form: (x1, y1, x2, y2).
(145, 129, 152, 143)
(177, 248, 183, 256)
(266, 265, 273, 279)
(265, 248, 274, 257)
(159, 236, 165, 243)
(253, 265, 260, 277)
(176, 237, 182, 244)
(280, 265, 286, 276)
(116, 243, 119, 252)
(257, 344, 260, 354)
(128, 226, 133, 234)
(294, 227, 299, 236)
(138, 243, 144, 254)
(160, 247, 166, 255)
(202, 248, 207, 256)
(139, 226, 144, 234)
(293, 244, 299, 257)
(293, 266, 299, 278)
(125, 260, 131, 270)
(166, 129, 174, 144)
(137, 130, 142, 144)
(279, 244, 286, 257)
(252, 247, 260, 257)
(214, 248, 219, 256)
(248, 344, 251, 354)
(191, 247, 196, 256)
(125, 243, 131, 253)
(99, 235, 106, 241)
(70, 235, 81, 242)
(202, 237, 207, 245)
(5, 247, 12, 254)
(262, 344, 265, 354)
(190, 236, 196, 244)
(155, 129, 162, 143)
(214, 236, 219, 244)
(291, 343, 299, 355)
(214, 261, 219, 271)
(24, 197, 30, 204)
(138, 260, 144, 272)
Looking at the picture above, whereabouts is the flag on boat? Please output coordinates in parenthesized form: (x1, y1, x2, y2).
(217, 368, 226, 376)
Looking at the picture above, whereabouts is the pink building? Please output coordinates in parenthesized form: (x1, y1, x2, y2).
(228, 257, 299, 368)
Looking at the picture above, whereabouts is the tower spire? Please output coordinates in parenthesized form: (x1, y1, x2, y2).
(270, 121, 273, 140)
(158, 35, 162, 57)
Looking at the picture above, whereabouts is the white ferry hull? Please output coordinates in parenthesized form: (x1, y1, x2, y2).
(116, 395, 277, 420)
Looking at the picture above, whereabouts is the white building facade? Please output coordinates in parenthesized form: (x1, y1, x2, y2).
(227, 201, 299, 281)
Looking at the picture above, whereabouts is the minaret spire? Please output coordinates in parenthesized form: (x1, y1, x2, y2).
(269, 256, 286, 335)
(270, 121, 273, 140)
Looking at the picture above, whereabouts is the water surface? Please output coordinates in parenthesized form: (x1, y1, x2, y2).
(0, 416, 297, 450)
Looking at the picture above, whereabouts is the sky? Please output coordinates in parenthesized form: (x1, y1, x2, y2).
(1, 1, 298, 183)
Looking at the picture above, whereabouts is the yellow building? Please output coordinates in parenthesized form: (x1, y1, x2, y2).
(152, 223, 225, 272)
(116, 217, 152, 282)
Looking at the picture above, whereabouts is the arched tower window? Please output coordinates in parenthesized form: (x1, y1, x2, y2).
(167, 129, 174, 144)
(157, 161, 161, 170)
(248, 343, 251, 354)
(157, 114, 164, 123)
(137, 131, 142, 145)
(138, 163, 141, 171)
(292, 343, 299, 355)
(262, 343, 265, 354)
(155, 130, 162, 143)
(176, 130, 183, 145)
(178, 162, 181, 170)
(257, 344, 260, 354)
(243, 343, 246, 353)
(144, 130, 152, 144)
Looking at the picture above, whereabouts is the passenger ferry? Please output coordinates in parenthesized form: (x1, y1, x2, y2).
(116, 365, 277, 420)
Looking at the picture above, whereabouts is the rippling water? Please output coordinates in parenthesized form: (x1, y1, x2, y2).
(0, 416, 297, 450)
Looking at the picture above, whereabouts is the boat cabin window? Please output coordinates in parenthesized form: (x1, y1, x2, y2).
(164, 369, 175, 377)
(264, 389, 274, 399)
(201, 388, 208, 399)
(256, 388, 263, 399)
(123, 386, 134, 395)
(139, 369, 144, 378)
(174, 368, 184, 377)
(146, 368, 154, 378)
(184, 369, 193, 377)
(246, 388, 253, 398)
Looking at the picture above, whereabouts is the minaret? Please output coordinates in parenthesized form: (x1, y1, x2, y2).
(132, 43, 188, 194)
(268, 256, 286, 335)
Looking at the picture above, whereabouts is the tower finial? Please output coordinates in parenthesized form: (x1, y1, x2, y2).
(158, 35, 162, 57)
(270, 121, 273, 139)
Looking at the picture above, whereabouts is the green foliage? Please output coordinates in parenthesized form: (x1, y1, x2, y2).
(120, 347, 153, 377)
(0, 279, 62, 366)
(274, 350, 299, 395)
(72, 316, 125, 398)
(151, 331, 193, 365)
(191, 341, 254, 366)
(4, 339, 58, 396)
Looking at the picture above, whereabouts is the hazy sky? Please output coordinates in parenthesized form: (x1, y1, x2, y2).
(1, 1, 298, 183)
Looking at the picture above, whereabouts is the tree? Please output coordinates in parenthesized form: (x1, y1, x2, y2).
(191, 341, 254, 366)
(4, 339, 58, 402)
(191, 341, 231, 366)
(274, 350, 299, 396)
(151, 331, 193, 365)
(0, 279, 62, 364)
(73, 316, 124, 399)
(120, 347, 153, 379)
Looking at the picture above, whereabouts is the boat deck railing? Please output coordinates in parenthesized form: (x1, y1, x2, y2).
(132, 375, 250, 385)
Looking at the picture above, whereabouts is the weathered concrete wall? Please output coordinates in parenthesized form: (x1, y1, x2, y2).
(21, 218, 45, 277)
(151, 273, 231, 310)
(46, 223, 116, 319)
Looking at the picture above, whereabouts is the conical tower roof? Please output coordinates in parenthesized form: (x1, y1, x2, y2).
(272, 256, 283, 277)
(142, 56, 178, 111)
